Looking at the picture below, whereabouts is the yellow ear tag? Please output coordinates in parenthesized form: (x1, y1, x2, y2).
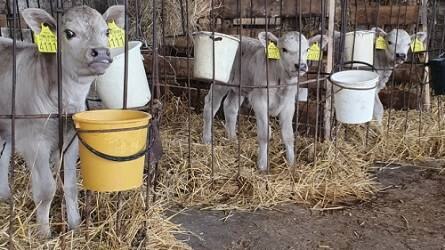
(307, 42, 321, 61)
(375, 36, 387, 50)
(266, 42, 280, 60)
(108, 20, 125, 48)
(410, 38, 425, 53)
(34, 24, 57, 53)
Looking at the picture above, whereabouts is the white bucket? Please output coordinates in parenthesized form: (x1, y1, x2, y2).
(193, 31, 240, 83)
(343, 31, 374, 67)
(331, 70, 378, 124)
(95, 41, 151, 109)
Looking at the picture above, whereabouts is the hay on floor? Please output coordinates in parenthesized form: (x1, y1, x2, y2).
(0, 161, 191, 249)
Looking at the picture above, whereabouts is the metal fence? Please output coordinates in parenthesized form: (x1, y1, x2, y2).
(0, 0, 443, 248)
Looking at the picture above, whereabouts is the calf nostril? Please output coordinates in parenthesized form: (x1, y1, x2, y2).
(106, 50, 111, 57)
(91, 49, 99, 57)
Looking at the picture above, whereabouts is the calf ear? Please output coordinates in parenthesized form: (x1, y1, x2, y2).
(308, 34, 329, 50)
(103, 5, 125, 28)
(21, 8, 56, 34)
(371, 27, 387, 37)
(258, 32, 279, 47)
(411, 32, 427, 43)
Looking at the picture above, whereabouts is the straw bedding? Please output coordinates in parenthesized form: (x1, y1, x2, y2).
(1, 93, 444, 248)
(0, 160, 191, 249)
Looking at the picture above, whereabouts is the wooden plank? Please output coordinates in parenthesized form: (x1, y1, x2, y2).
(220, 0, 323, 19)
(349, 5, 419, 25)
(0, 14, 28, 28)
(324, 0, 335, 141)
(143, 53, 194, 78)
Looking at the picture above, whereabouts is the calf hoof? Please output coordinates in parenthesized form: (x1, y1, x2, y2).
(202, 135, 212, 145)
(225, 133, 238, 143)
(257, 160, 269, 173)
(37, 224, 51, 239)
(369, 121, 384, 134)
(68, 212, 81, 231)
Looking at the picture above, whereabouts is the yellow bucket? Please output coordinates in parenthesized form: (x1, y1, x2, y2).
(72, 110, 151, 192)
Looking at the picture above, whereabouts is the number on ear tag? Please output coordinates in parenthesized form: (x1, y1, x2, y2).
(266, 42, 280, 60)
(375, 36, 387, 50)
(307, 42, 321, 61)
(410, 38, 425, 53)
(34, 24, 57, 53)
(108, 21, 125, 48)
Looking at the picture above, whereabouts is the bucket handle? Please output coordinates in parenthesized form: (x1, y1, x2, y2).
(208, 34, 223, 42)
(75, 124, 154, 162)
(328, 61, 378, 91)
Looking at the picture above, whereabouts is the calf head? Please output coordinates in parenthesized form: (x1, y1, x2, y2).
(258, 31, 329, 77)
(372, 27, 427, 65)
(22, 5, 125, 77)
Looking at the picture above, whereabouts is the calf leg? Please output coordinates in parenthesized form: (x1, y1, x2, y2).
(23, 144, 56, 237)
(279, 104, 295, 166)
(223, 91, 245, 140)
(0, 136, 11, 200)
(62, 138, 81, 230)
(203, 85, 229, 144)
(251, 98, 269, 172)
(373, 92, 384, 125)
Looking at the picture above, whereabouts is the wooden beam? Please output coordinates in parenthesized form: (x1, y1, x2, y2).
(143, 53, 194, 79)
(349, 5, 419, 25)
(421, 0, 431, 111)
(324, 0, 335, 141)
(220, 0, 323, 19)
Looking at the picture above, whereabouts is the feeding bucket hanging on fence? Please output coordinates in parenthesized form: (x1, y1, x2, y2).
(73, 110, 151, 192)
(95, 41, 151, 109)
(428, 55, 445, 96)
(331, 70, 379, 124)
(193, 31, 240, 83)
(343, 31, 375, 67)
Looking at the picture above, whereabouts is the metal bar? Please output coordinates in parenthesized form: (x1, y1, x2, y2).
(313, 0, 325, 161)
(56, 1, 66, 246)
(185, 0, 192, 179)
(116, 0, 130, 237)
(236, 0, 242, 178)
(8, 0, 18, 247)
(210, 0, 215, 185)
(264, 0, 270, 173)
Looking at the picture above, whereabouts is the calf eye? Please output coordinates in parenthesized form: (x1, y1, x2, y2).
(387, 41, 393, 45)
(64, 29, 76, 40)
(282, 48, 288, 53)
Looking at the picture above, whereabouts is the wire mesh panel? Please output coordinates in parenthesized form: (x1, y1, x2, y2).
(0, 0, 444, 248)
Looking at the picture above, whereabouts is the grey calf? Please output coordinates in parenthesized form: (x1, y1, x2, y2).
(0, 5, 124, 237)
(202, 31, 328, 171)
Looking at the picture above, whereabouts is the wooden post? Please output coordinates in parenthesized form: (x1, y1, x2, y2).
(421, 0, 431, 111)
(324, 0, 335, 140)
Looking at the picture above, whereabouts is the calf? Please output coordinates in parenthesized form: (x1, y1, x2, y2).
(202, 32, 328, 171)
(370, 27, 427, 124)
(0, 5, 124, 237)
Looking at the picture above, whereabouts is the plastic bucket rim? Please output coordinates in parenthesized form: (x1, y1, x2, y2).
(331, 70, 379, 89)
(109, 41, 143, 60)
(192, 31, 240, 42)
(345, 30, 375, 36)
(73, 110, 151, 126)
